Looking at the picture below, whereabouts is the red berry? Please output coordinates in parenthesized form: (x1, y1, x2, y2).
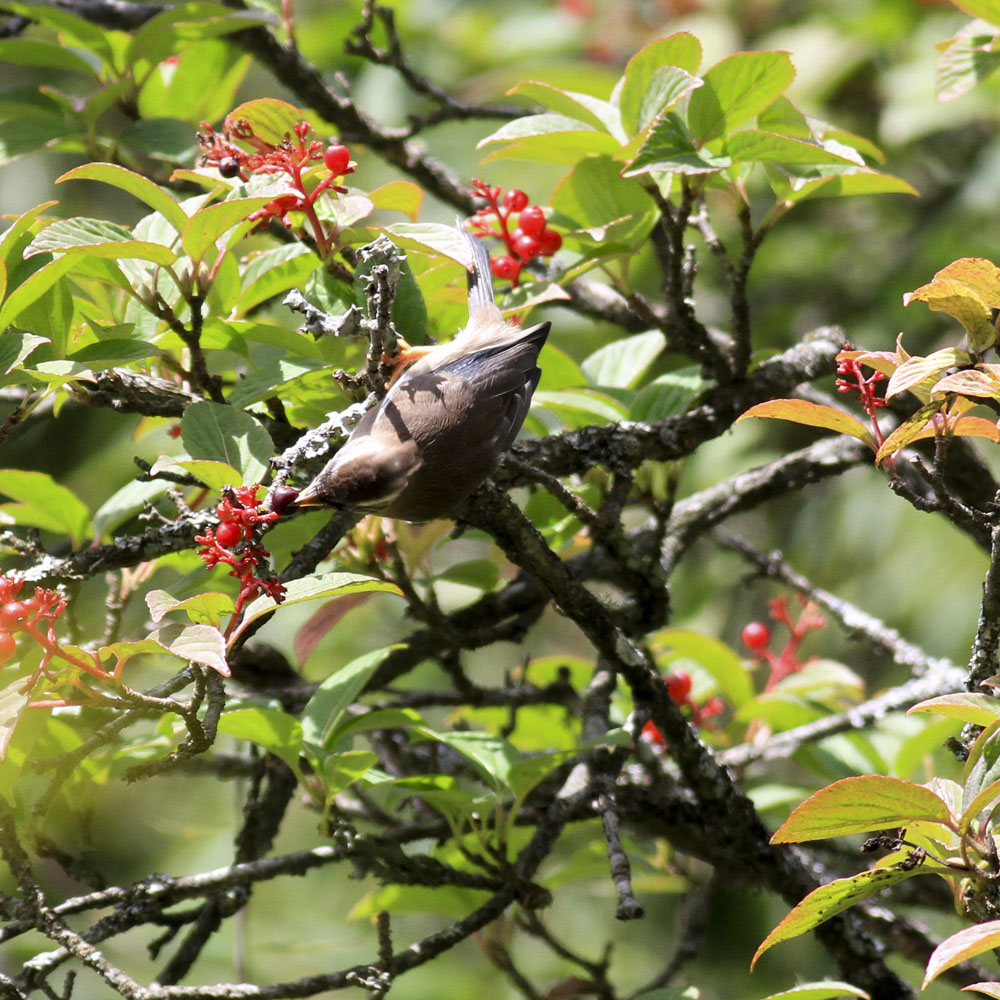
(512, 230, 541, 260)
(216, 503, 235, 522)
(518, 205, 546, 237)
(324, 144, 351, 175)
(0, 629, 16, 663)
(0, 602, 29, 631)
(641, 720, 664, 746)
(666, 671, 692, 704)
(538, 228, 562, 256)
(504, 189, 529, 212)
(215, 522, 243, 549)
(700, 696, 725, 719)
(741, 621, 771, 651)
(490, 255, 519, 280)
(270, 485, 299, 515)
(218, 157, 241, 178)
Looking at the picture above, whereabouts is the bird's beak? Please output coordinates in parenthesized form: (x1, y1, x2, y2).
(289, 483, 323, 507)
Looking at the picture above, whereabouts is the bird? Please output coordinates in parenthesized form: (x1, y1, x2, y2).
(291, 228, 551, 522)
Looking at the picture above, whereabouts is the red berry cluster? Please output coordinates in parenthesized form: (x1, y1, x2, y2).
(835, 348, 888, 452)
(641, 670, 725, 745)
(195, 486, 285, 638)
(469, 179, 562, 287)
(197, 116, 354, 256)
(742, 594, 827, 691)
(0, 576, 66, 668)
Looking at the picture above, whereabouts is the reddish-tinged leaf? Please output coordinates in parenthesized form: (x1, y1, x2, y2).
(875, 401, 941, 466)
(771, 775, 954, 843)
(904, 277, 995, 352)
(932, 366, 1000, 399)
(908, 414, 1000, 446)
(963, 984, 1000, 998)
(924, 920, 1000, 988)
(752, 865, 929, 969)
(736, 399, 875, 447)
(909, 693, 1000, 728)
(293, 592, 374, 665)
(886, 349, 972, 401)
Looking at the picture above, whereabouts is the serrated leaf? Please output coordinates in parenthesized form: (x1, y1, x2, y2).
(925, 920, 1000, 988)
(228, 573, 402, 644)
(621, 111, 731, 177)
(581, 330, 665, 388)
(687, 50, 796, 145)
(57, 163, 188, 234)
(736, 400, 875, 448)
(771, 775, 954, 843)
(0, 468, 90, 546)
(619, 33, 703, 135)
(722, 130, 860, 166)
(301, 645, 398, 749)
(752, 865, 928, 969)
(25, 217, 177, 265)
(180, 401, 273, 483)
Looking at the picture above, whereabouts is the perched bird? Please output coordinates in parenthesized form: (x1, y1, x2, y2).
(292, 229, 550, 521)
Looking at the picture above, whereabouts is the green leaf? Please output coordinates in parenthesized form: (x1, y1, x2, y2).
(908, 693, 1000, 728)
(551, 154, 658, 244)
(630, 369, 705, 420)
(0, 254, 76, 329)
(145, 589, 235, 627)
(0, 468, 90, 546)
(182, 196, 276, 262)
(757, 982, 872, 1000)
(621, 112, 732, 177)
(235, 243, 320, 316)
(924, 920, 1000, 988)
(752, 865, 929, 969)
(92, 478, 168, 540)
(69, 340, 160, 366)
(771, 775, 954, 843)
(581, 330, 665, 389)
(0, 333, 49, 376)
(217, 707, 303, 769)
(477, 113, 620, 160)
(736, 399, 875, 448)
(937, 20, 1000, 101)
(0, 39, 97, 76)
(0, 201, 58, 267)
(507, 81, 623, 137)
(384, 223, 473, 267)
(619, 33, 703, 135)
(147, 456, 244, 491)
(225, 97, 303, 145)
(687, 50, 796, 145)
(531, 389, 629, 426)
(317, 749, 379, 795)
(722, 130, 860, 166)
(416, 728, 521, 791)
(181, 401, 273, 484)
(301, 645, 399, 749)
(57, 163, 189, 235)
(229, 573, 402, 644)
(0, 676, 33, 762)
(25, 217, 177, 266)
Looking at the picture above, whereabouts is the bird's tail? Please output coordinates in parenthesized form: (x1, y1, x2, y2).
(462, 225, 500, 322)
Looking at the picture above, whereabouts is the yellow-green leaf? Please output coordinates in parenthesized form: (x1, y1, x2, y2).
(736, 399, 875, 447)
